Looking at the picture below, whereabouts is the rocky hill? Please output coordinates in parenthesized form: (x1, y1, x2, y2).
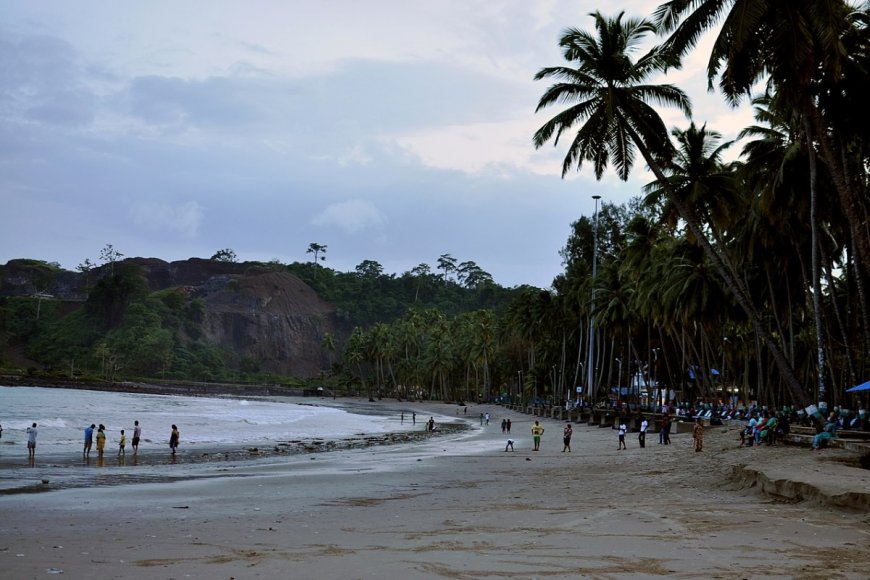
(0, 258, 349, 378)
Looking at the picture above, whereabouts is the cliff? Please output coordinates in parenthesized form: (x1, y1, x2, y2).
(0, 258, 348, 378)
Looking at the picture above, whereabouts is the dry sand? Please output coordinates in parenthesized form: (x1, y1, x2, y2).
(2, 400, 869, 579)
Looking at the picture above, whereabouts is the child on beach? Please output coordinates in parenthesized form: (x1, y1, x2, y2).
(118, 429, 126, 457)
(616, 421, 627, 450)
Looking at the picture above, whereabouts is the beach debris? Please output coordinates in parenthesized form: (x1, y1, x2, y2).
(46, 569, 63, 574)
(41, 479, 49, 484)
(172, 506, 189, 509)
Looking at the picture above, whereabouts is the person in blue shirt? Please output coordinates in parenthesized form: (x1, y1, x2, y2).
(84, 424, 95, 457)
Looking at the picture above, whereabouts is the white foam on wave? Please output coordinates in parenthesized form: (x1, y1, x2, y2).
(0, 386, 396, 449)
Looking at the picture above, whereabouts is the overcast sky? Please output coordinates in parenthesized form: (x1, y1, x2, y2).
(0, 1, 750, 288)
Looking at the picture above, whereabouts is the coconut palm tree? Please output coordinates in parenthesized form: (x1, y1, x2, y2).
(533, 10, 810, 407)
(654, 0, 870, 401)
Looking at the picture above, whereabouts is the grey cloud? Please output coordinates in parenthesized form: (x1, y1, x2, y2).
(126, 75, 266, 126)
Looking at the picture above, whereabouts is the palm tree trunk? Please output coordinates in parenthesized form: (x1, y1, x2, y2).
(806, 116, 827, 405)
(628, 128, 811, 409)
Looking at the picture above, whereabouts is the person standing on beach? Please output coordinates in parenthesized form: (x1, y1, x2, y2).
(616, 420, 627, 450)
(401, 412, 404, 424)
(132, 420, 141, 455)
(485, 412, 490, 425)
(96, 424, 106, 460)
(501, 419, 507, 433)
(480, 413, 484, 426)
(692, 418, 704, 452)
(84, 423, 95, 457)
(506, 419, 511, 433)
(412, 412, 416, 425)
(660, 414, 672, 445)
(427, 417, 435, 432)
(562, 422, 573, 452)
(118, 429, 127, 457)
(169, 425, 180, 455)
(531, 421, 544, 451)
(638, 416, 648, 448)
(26, 422, 37, 463)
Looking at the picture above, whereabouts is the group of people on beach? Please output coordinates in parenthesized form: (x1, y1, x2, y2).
(10, 420, 181, 465)
(83, 420, 145, 460)
(498, 413, 704, 454)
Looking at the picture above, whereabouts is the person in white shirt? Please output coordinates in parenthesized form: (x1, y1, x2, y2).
(638, 416, 649, 448)
(26, 422, 38, 462)
(617, 421, 627, 450)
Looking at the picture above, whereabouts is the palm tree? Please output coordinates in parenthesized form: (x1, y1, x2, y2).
(533, 10, 810, 407)
(654, 0, 870, 403)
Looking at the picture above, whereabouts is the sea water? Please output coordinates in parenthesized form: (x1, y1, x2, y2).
(0, 385, 398, 452)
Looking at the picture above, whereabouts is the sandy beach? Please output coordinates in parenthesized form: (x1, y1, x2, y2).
(2, 399, 869, 579)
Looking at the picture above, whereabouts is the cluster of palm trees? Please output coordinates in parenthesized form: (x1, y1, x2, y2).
(335, 2, 868, 411)
(340, 308, 498, 402)
(532, 2, 869, 410)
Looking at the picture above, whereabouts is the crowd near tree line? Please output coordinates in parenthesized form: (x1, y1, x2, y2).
(1, 1, 869, 418)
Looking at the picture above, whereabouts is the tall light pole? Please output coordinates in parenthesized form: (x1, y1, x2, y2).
(652, 348, 660, 410)
(586, 194, 602, 403)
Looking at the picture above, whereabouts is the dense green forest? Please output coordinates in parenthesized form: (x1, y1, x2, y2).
(2, 2, 868, 412)
(0, 256, 528, 389)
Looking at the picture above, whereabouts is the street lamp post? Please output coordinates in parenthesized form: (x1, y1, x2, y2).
(586, 194, 602, 403)
(652, 348, 660, 410)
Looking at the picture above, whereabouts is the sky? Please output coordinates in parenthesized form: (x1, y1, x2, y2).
(0, 1, 752, 288)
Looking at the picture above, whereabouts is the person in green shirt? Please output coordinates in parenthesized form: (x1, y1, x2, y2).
(531, 421, 545, 451)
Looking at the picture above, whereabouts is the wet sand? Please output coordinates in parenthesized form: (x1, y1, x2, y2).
(1, 400, 869, 579)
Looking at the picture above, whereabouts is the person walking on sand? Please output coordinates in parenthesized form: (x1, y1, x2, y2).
(638, 416, 648, 448)
(660, 414, 672, 445)
(96, 424, 106, 460)
(169, 424, 180, 455)
(412, 412, 416, 425)
(26, 422, 38, 462)
(118, 429, 127, 457)
(616, 420, 627, 450)
(692, 418, 704, 452)
(562, 422, 573, 452)
(506, 419, 511, 433)
(485, 412, 490, 426)
(480, 412, 484, 426)
(83, 423, 95, 457)
(132, 420, 141, 455)
(531, 421, 544, 451)
(501, 419, 507, 433)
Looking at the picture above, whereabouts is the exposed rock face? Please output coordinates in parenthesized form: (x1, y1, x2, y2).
(1, 258, 348, 378)
(199, 270, 343, 377)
